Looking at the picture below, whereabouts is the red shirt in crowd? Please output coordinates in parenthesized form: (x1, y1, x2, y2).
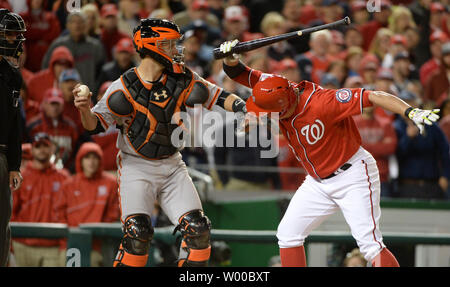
(26, 46, 74, 105)
(20, 1, 62, 72)
(27, 113, 80, 169)
(54, 143, 119, 250)
(11, 162, 69, 247)
(353, 114, 398, 182)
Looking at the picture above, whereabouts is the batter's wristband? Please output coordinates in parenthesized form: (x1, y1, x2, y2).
(232, 99, 247, 113)
(404, 107, 413, 118)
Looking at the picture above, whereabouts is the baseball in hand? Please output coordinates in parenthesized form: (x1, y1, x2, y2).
(77, 85, 90, 98)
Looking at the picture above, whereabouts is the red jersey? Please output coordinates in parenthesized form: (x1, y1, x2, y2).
(232, 65, 373, 179)
(11, 162, 69, 247)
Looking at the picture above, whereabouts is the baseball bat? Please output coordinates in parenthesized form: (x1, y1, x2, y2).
(213, 16, 351, 60)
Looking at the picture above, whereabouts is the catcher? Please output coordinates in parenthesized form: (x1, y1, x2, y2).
(74, 19, 247, 267)
(219, 39, 439, 267)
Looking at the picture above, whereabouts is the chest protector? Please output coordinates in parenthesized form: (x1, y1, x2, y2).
(121, 68, 193, 160)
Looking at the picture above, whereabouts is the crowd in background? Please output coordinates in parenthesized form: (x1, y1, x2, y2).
(3, 0, 450, 266)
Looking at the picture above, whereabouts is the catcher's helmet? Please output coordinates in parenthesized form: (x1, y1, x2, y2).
(0, 9, 26, 59)
(133, 18, 183, 71)
(247, 75, 295, 114)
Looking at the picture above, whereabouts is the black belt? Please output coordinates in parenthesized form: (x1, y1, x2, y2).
(0, 144, 7, 154)
(323, 163, 352, 180)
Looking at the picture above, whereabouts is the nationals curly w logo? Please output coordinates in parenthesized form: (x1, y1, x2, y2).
(300, 119, 324, 145)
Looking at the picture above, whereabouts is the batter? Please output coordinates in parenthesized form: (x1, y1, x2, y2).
(220, 39, 440, 267)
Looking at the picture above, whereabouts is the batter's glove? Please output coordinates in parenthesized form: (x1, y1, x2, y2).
(219, 39, 240, 62)
(406, 107, 440, 135)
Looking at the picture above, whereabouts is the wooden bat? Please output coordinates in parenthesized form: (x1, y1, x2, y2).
(213, 16, 351, 60)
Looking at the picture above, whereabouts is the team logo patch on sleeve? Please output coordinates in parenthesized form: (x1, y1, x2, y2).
(336, 89, 352, 103)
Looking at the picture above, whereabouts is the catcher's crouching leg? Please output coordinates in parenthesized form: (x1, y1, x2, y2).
(174, 209, 211, 267)
(114, 214, 153, 267)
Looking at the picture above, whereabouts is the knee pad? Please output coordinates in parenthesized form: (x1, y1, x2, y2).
(174, 209, 211, 267)
(114, 214, 154, 267)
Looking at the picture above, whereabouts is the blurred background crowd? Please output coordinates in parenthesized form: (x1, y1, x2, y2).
(3, 0, 450, 266)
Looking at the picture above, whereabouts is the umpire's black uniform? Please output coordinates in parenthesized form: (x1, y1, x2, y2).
(0, 9, 26, 267)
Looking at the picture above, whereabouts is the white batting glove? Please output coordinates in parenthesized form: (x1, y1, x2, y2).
(406, 108, 440, 135)
(219, 39, 240, 63)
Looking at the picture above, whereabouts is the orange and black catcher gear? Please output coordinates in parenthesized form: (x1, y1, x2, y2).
(133, 18, 183, 72)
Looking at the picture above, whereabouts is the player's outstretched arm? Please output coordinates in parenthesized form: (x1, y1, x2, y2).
(368, 90, 440, 134)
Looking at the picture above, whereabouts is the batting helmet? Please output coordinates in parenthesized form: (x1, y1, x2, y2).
(0, 9, 26, 59)
(133, 18, 183, 71)
(246, 75, 295, 114)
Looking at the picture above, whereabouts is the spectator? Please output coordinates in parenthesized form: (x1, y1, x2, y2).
(351, 1, 369, 26)
(20, 0, 61, 72)
(11, 133, 68, 267)
(96, 37, 137, 95)
(420, 30, 449, 87)
(117, 0, 141, 37)
(260, 12, 296, 66)
(373, 68, 397, 121)
(404, 28, 421, 69)
(27, 46, 74, 105)
(273, 58, 301, 83)
(359, 0, 392, 51)
(424, 42, 450, 106)
(359, 54, 380, 88)
(354, 106, 398, 197)
(172, 0, 219, 30)
(81, 3, 101, 39)
(342, 248, 367, 267)
(388, 5, 416, 35)
(59, 68, 80, 125)
(343, 75, 364, 89)
(325, 59, 347, 87)
(408, 0, 433, 69)
(100, 3, 130, 62)
(320, 0, 344, 26)
(281, 0, 310, 55)
(296, 29, 332, 84)
(91, 81, 119, 171)
(382, 34, 408, 69)
(429, 2, 446, 34)
(394, 90, 450, 200)
(345, 46, 364, 77)
(26, 88, 80, 170)
(182, 20, 221, 62)
(391, 51, 413, 94)
(54, 142, 119, 267)
(328, 30, 345, 61)
(220, 5, 253, 43)
(182, 29, 209, 78)
(344, 25, 364, 49)
(42, 12, 106, 91)
(369, 28, 394, 63)
(139, 0, 171, 19)
(320, 73, 340, 89)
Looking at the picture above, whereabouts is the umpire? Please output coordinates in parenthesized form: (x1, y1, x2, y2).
(0, 9, 26, 267)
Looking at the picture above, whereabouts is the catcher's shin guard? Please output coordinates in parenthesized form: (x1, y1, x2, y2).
(174, 209, 211, 267)
(114, 214, 153, 267)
